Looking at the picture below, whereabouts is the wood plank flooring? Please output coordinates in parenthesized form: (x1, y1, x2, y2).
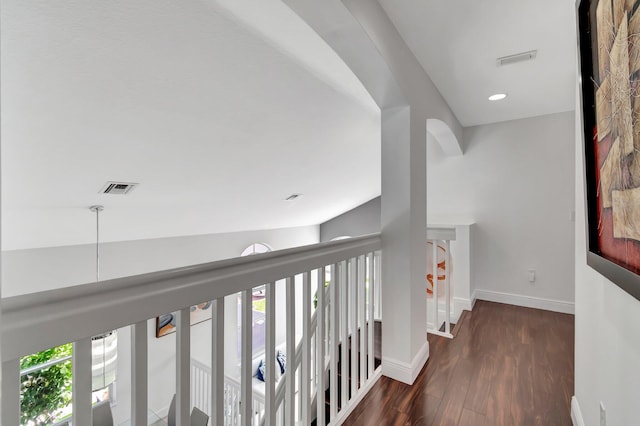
(342, 301, 574, 426)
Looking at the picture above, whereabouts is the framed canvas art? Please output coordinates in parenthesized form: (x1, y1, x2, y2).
(577, 0, 640, 300)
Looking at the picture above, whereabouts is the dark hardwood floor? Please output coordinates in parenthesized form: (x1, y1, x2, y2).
(342, 301, 574, 426)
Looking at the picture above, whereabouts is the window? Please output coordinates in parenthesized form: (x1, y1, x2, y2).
(19, 345, 116, 426)
(240, 242, 272, 257)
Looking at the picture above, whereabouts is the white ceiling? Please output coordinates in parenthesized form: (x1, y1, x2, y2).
(1, 0, 380, 250)
(1, 0, 579, 250)
(378, 0, 577, 127)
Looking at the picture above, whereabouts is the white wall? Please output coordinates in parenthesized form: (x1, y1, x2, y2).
(1, 225, 319, 423)
(427, 111, 575, 310)
(573, 104, 640, 423)
(320, 197, 380, 242)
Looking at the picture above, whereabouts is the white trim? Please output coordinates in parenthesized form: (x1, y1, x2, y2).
(427, 329, 453, 339)
(571, 396, 585, 426)
(381, 340, 429, 385)
(474, 289, 574, 314)
(453, 297, 472, 321)
(426, 297, 472, 330)
(331, 368, 383, 425)
(471, 289, 478, 308)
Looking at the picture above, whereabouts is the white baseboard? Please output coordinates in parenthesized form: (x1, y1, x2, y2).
(571, 396, 585, 426)
(454, 297, 473, 320)
(382, 340, 429, 385)
(471, 289, 478, 308)
(474, 289, 574, 314)
(426, 297, 472, 329)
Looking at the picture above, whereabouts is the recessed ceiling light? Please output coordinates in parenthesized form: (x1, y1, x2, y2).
(488, 93, 507, 101)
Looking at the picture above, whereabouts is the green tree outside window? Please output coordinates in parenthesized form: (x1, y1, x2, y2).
(20, 344, 73, 426)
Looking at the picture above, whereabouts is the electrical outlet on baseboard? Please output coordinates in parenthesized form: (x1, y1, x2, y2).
(600, 401, 606, 426)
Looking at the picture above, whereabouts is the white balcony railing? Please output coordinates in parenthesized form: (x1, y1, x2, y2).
(1, 233, 382, 426)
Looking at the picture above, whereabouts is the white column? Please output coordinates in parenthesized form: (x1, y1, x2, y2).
(381, 105, 428, 385)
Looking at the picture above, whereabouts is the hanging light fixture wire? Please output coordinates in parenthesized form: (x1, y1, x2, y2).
(89, 205, 117, 393)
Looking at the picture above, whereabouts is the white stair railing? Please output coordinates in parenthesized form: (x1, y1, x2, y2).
(426, 227, 456, 339)
(191, 359, 265, 425)
(1, 233, 382, 426)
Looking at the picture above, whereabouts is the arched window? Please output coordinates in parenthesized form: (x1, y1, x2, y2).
(240, 242, 272, 257)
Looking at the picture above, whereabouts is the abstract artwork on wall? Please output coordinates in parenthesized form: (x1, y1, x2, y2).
(156, 302, 212, 338)
(578, 0, 640, 300)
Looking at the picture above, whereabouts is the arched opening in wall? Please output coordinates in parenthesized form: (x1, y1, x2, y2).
(426, 118, 462, 157)
(238, 242, 273, 357)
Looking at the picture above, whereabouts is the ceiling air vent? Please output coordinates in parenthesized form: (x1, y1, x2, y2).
(496, 50, 537, 67)
(100, 181, 138, 195)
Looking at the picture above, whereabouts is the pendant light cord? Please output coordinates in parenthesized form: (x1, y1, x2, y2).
(90, 205, 104, 283)
(96, 206, 100, 282)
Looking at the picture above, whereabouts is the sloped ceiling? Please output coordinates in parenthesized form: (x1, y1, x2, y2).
(1, 0, 381, 250)
(1, 0, 580, 250)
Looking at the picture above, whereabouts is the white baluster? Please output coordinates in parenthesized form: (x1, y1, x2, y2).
(301, 271, 311, 424)
(350, 257, 358, 397)
(131, 321, 148, 426)
(368, 252, 375, 378)
(340, 260, 348, 409)
(358, 255, 367, 386)
(176, 308, 191, 426)
(212, 298, 225, 425)
(330, 263, 339, 421)
(265, 282, 276, 426)
(285, 276, 296, 424)
(316, 267, 326, 426)
(445, 239, 451, 335)
(375, 251, 382, 320)
(73, 337, 92, 426)
(241, 290, 253, 426)
(1, 359, 20, 426)
(432, 240, 439, 332)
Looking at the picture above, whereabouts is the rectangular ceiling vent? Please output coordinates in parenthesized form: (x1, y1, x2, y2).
(496, 50, 537, 67)
(100, 181, 138, 195)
